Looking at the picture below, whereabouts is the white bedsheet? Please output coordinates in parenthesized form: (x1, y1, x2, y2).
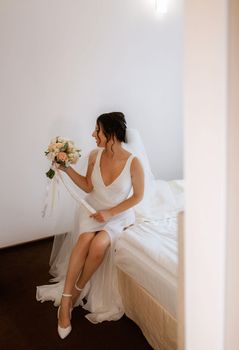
(115, 216, 179, 318)
(115, 179, 183, 318)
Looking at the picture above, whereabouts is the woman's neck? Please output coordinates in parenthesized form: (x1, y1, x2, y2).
(104, 141, 124, 159)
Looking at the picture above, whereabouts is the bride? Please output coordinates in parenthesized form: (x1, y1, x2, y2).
(37, 112, 144, 339)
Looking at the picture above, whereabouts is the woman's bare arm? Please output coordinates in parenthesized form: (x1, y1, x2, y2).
(110, 157, 144, 215)
(63, 150, 97, 193)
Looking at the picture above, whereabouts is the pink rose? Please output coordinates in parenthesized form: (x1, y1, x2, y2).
(57, 152, 68, 162)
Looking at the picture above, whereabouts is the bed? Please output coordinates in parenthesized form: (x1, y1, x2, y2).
(114, 179, 184, 350)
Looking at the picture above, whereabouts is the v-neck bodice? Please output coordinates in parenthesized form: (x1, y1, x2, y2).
(98, 148, 134, 188)
(86, 148, 134, 210)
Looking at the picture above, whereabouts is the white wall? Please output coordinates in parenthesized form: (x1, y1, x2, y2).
(0, 0, 182, 247)
(184, 0, 227, 349)
(225, 0, 239, 349)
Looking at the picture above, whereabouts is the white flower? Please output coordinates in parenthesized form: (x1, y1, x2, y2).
(47, 153, 54, 161)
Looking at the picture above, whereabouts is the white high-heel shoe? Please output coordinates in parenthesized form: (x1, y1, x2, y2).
(57, 293, 73, 339)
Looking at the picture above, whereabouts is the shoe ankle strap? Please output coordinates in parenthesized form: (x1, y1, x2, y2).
(62, 293, 72, 297)
(75, 283, 83, 292)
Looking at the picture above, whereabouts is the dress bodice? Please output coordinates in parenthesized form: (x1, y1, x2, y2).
(85, 148, 134, 210)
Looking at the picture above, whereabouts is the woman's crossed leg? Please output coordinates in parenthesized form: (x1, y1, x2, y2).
(58, 230, 110, 328)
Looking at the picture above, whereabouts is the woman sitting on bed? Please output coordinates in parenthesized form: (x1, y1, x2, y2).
(37, 112, 144, 339)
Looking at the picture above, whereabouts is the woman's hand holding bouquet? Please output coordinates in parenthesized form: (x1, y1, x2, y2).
(45, 136, 81, 179)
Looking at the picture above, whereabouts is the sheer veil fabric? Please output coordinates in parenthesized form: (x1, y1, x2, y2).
(36, 129, 156, 323)
(123, 129, 156, 218)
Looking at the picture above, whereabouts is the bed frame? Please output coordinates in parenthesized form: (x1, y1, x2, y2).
(116, 212, 184, 350)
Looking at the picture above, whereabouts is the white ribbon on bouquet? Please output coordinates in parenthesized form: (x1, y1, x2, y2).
(56, 169, 96, 214)
(41, 165, 96, 219)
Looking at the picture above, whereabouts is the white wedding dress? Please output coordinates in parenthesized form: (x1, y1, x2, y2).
(36, 147, 136, 323)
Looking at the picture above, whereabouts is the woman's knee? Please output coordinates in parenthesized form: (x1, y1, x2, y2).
(75, 232, 95, 252)
(88, 233, 110, 261)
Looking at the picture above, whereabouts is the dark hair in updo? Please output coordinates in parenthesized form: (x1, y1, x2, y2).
(96, 112, 127, 144)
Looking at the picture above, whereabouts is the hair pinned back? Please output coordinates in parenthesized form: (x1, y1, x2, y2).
(96, 112, 127, 143)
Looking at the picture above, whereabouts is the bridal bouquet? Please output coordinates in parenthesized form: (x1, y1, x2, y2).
(45, 136, 81, 179)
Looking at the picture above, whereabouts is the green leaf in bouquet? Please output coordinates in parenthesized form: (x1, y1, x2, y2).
(46, 168, 55, 179)
(60, 142, 68, 152)
(56, 160, 68, 169)
(56, 159, 64, 165)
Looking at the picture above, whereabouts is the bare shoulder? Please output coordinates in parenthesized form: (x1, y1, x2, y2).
(88, 148, 99, 164)
(130, 156, 144, 173)
(130, 157, 144, 192)
(86, 149, 99, 178)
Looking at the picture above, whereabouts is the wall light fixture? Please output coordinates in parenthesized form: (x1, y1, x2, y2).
(155, 0, 168, 15)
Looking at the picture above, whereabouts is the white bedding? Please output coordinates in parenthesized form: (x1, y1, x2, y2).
(115, 179, 183, 319)
(118, 219, 178, 276)
(115, 217, 178, 318)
